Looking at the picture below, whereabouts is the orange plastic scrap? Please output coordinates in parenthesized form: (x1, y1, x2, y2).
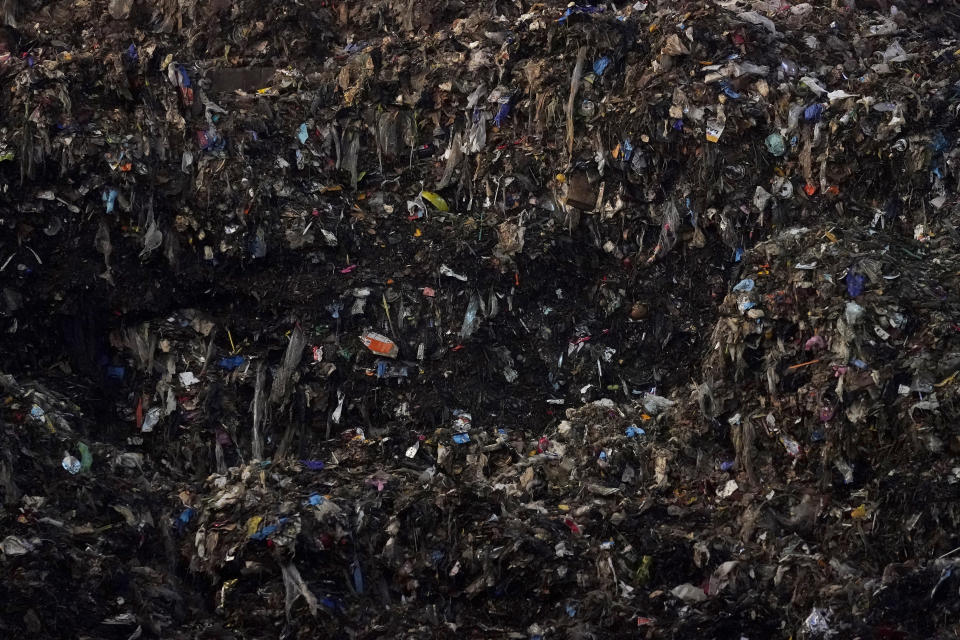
(360, 331, 398, 358)
(788, 358, 820, 370)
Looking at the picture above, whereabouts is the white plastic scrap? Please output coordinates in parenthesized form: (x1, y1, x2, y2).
(643, 393, 676, 415)
(141, 406, 162, 433)
(883, 40, 909, 63)
(736, 10, 777, 34)
(281, 562, 319, 620)
(671, 582, 708, 602)
(800, 76, 827, 95)
(909, 397, 940, 422)
(717, 479, 739, 498)
(804, 608, 831, 636)
(440, 264, 468, 281)
(1, 535, 34, 556)
(708, 560, 741, 595)
(826, 89, 858, 102)
(753, 186, 773, 211)
(845, 302, 865, 326)
(331, 390, 345, 424)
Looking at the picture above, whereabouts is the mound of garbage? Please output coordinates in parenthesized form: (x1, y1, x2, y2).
(2, 0, 960, 637)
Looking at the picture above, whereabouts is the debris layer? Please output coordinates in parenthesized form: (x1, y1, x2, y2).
(1, 1, 960, 638)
